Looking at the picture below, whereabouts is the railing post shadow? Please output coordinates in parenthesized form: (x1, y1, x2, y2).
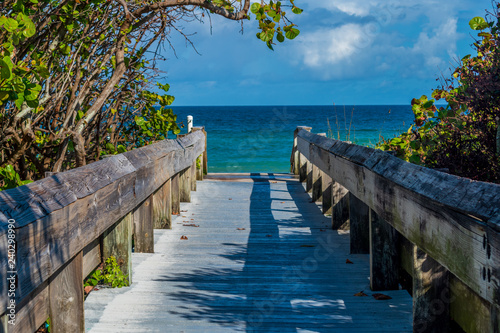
(321, 172, 333, 215)
(369, 208, 399, 291)
(349, 193, 370, 254)
(331, 182, 349, 230)
(413, 246, 450, 332)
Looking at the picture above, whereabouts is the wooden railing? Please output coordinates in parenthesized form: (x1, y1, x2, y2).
(291, 126, 500, 333)
(0, 128, 206, 332)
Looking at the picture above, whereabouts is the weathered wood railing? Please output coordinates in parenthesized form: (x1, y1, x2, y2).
(0, 128, 206, 332)
(291, 126, 500, 333)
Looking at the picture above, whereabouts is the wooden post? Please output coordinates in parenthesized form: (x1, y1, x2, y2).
(349, 193, 370, 254)
(306, 158, 313, 193)
(187, 115, 193, 133)
(196, 155, 203, 181)
(413, 246, 450, 333)
(103, 213, 133, 285)
(191, 160, 197, 191)
(153, 179, 172, 229)
(171, 173, 180, 215)
(311, 164, 322, 202)
(291, 126, 311, 174)
(321, 172, 333, 215)
(49, 251, 84, 333)
(179, 167, 191, 203)
(369, 208, 399, 291)
(133, 196, 154, 253)
(331, 181, 349, 230)
(192, 126, 207, 175)
(298, 152, 308, 183)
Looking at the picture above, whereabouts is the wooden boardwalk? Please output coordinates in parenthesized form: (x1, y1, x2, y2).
(85, 173, 412, 332)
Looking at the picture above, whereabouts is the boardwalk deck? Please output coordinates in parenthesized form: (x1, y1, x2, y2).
(85, 174, 412, 332)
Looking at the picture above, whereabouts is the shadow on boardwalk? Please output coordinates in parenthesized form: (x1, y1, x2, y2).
(147, 174, 412, 332)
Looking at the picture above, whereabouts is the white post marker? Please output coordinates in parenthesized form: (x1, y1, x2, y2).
(187, 115, 193, 133)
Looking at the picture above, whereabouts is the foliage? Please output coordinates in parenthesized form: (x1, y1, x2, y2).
(378, 4, 500, 183)
(84, 256, 129, 288)
(0, 165, 32, 190)
(0, 0, 302, 183)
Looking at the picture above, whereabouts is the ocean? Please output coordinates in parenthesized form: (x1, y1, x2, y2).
(171, 105, 414, 173)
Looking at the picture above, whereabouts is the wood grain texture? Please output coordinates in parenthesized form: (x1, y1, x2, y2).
(331, 181, 349, 230)
(153, 180, 171, 229)
(171, 174, 180, 215)
(49, 251, 84, 333)
(0, 131, 205, 318)
(311, 164, 322, 202)
(133, 197, 154, 254)
(191, 161, 197, 191)
(82, 239, 101, 279)
(179, 167, 191, 203)
(296, 128, 500, 308)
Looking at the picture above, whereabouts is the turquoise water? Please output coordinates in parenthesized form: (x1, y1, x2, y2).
(171, 105, 414, 173)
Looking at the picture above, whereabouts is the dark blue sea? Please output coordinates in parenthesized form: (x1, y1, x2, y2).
(171, 105, 414, 173)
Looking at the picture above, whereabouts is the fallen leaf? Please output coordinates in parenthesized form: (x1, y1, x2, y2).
(183, 224, 199, 227)
(354, 291, 368, 297)
(84, 286, 94, 294)
(300, 245, 315, 247)
(272, 181, 277, 183)
(172, 213, 180, 215)
(372, 293, 392, 300)
(281, 202, 285, 203)
(237, 228, 246, 230)
(180, 235, 188, 240)
(191, 219, 194, 220)
(346, 259, 354, 264)
(320, 229, 326, 232)
(229, 198, 232, 200)
(266, 234, 272, 237)
(181, 210, 188, 212)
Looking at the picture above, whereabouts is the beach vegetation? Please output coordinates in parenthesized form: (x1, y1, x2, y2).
(0, 0, 302, 184)
(378, 2, 500, 183)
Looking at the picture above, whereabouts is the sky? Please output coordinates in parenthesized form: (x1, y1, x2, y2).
(158, 0, 496, 106)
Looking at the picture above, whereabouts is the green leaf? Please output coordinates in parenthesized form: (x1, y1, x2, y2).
(0, 59, 12, 80)
(292, 6, 303, 14)
(276, 32, 284, 43)
(285, 28, 300, 40)
(250, 3, 261, 14)
(469, 17, 488, 30)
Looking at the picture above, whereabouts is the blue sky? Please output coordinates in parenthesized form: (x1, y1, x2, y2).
(159, 0, 495, 106)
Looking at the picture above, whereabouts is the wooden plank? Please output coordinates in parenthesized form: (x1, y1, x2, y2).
(369, 209, 399, 291)
(191, 161, 197, 191)
(49, 251, 84, 333)
(321, 171, 333, 215)
(84, 177, 413, 332)
(153, 180, 171, 229)
(412, 246, 450, 333)
(349, 193, 370, 254)
(311, 164, 322, 202)
(331, 181, 349, 230)
(103, 213, 133, 285)
(7, 281, 49, 333)
(82, 239, 101, 278)
(171, 174, 180, 215)
(179, 167, 191, 203)
(133, 197, 154, 253)
(296, 129, 500, 307)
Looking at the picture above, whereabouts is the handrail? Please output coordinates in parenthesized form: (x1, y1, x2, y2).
(292, 127, 500, 332)
(0, 130, 206, 332)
